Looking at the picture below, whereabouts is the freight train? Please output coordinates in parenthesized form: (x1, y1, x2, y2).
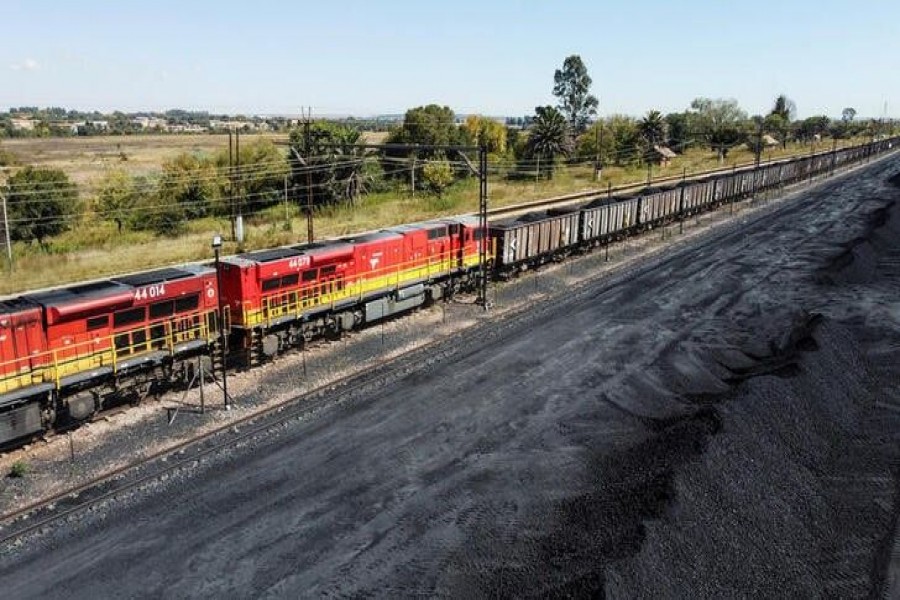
(0, 139, 895, 447)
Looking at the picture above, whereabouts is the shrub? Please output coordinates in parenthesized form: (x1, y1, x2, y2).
(9, 460, 29, 478)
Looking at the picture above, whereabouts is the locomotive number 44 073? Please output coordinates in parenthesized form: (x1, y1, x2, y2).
(134, 283, 166, 300)
(288, 256, 311, 269)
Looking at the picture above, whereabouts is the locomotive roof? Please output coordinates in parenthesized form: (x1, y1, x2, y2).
(339, 231, 402, 244)
(385, 221, 450, 233)
(443, 215, 480, 226)
(0, 296, 39, 314)
(24, 279, 133, 308)
(290, 240, 354, 255)
(238, 247, 304, 264)
(112, 265, 213, 287)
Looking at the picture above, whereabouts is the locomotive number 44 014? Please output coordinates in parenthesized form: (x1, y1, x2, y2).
(134, 283, 166, 301)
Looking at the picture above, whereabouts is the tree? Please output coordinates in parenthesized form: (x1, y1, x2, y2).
(463, 116, 507, 155)
(842, 107, 857, 123)
(577, 115, 641, 167)
(763, 113, 788, 148)
(768, 95, 796, 149)
(384, 105, 470, 192)
(770, 94, 797, 122)
(214, 138, 288, 213)
(664, 112, 696, 151)
(552, 55, 599, 134)
(526, 106, 573, 179)
(794, 115, 830, 143)
(288, 121, 370, 206)
(385, 105, 468, 153)
(157, 153, 222, 220)
(94, 170, 141, 232)
(422, 158, 454, 196)
(131, 178, 185, 236)
(4, 166, 78, 247)
(638, 110, 666, 152)
(689, 98, 748, 162)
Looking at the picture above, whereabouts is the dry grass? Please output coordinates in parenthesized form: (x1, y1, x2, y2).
(1, 133, 287, 186)
(0, 136, 866, 296)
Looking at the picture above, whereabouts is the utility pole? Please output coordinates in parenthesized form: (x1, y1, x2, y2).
(284, 174, 289, 225)
(753, 119, 763, 196)
(235, 128, 243, 244)
(1, 186, 11, 270)
(478, 145, 489, 310)
(304, 106, 314, 243)
(410, 152, 416, 197)
(679, 167, 686, 235)
(831, 137, 838, 175)
(228, 130, 235, 240)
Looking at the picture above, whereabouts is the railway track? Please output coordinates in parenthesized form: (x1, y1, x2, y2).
(0, 147, 894, 549)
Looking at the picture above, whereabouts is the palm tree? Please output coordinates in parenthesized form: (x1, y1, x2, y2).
(526, 106, 573, 179)
(638, 110, 666, 163)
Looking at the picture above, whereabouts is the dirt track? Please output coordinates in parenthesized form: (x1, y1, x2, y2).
(2, 157, 900, 598)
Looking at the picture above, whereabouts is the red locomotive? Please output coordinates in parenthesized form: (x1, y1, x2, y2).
(0, 216, 483, 446)
(1, 266, 222, 445)
(218, 215, 482, 361)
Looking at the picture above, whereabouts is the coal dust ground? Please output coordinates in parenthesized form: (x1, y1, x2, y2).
(3, 158, 900, 598)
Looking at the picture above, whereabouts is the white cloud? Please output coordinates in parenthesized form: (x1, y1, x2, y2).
(9, 58, 40, 71)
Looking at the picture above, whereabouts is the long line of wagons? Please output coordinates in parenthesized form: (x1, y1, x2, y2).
(0, 138, 895, 447)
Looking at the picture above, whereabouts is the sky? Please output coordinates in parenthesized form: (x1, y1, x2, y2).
(1, 0, 898, 119)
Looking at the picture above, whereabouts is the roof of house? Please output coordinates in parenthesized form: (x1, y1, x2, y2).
(653, 145, 678, 159)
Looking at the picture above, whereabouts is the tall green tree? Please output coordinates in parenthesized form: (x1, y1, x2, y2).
(526, 106, 573, 179)
(770, 94, 797, 122)
(639, 111, 666, 147)
(763, 113, 788, 148)
(552, 55, 599, 134)
(4, 166, 79, 247)
(664, 112, 696, 151)
(841, 107, 857, 123)
(384, 105, 470, 192)
(768, 95, 796, 148)
(690, 98, 748, 162)
(385, 105, 468, 153)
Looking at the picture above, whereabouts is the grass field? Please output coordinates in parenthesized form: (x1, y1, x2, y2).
(0, 134, 866, 296)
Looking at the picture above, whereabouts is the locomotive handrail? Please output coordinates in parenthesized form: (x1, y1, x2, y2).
(249, 247, 474, 329)
(0, 308, 219, 397)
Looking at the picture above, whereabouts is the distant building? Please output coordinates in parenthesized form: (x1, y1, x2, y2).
(131, 116, 167, 129)
(650, 145, 677, 166)
(69, 120, 110, 134)
(10, 118, 35, 131)
(165, 123, 207, 133)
